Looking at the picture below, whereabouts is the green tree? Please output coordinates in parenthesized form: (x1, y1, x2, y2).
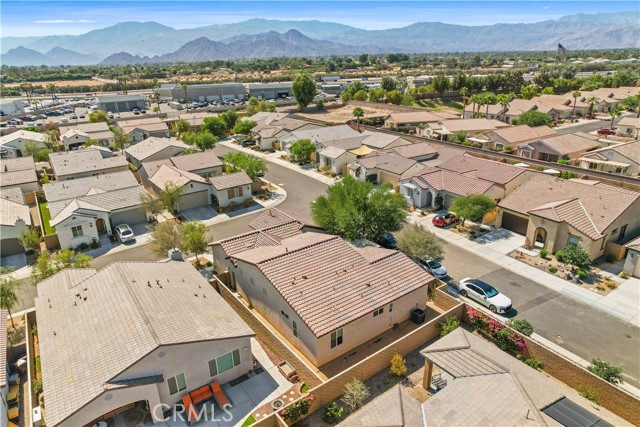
(482, 92, 497, 116)
(202, 116, 227, 137)
(608, 106, 622, 129)
(194, 131, 218, 151)
(149, 221, 184, 257)
(311, 175, 406, 242)
(540, 86, 554, 95)
(219, 110, 239, 131)
(496, 93, 514, 121)
(34, 149, 51, 162)
(517, 110, 552, 127)
(586, 96, 600, 116)
(18, 228, 42, 254)
(0, 267, 22, 330)
(315, 98, 325, 110)
(563, 243, 590, 268)
(431, 74, 450, 99)
(459, 87, 469, 107)
(381, 76, 396, 92)
(82, 139, 100, 148)
(181, 221, 209, 262)
(396, 223, 444, 261)
(222, 152, 267, 180)
(368, 88, 385, 103)
(181, 82, 188, 101)
(31, 250, 92, 284)
(89, 110, 110, 123)
(352, 106, 364, 130)
(386, 90, 403, 105)
(24, 141, 41, 157)
(571, 91, 581, 115)
(161, 181, 185, 214)
(290, 138, 316, 163)
(233, 120, 257, 135)
(292, 73, 316, 109)
(353, 90, 368, 101)
(111, 126, 128, 154)
(46, 83, 56, 101)
(173, 119, 193, 135)
(140, 192, 165, 219)
(520, 85, 539, 100)
(588, 358, 623, 384)
(450, 194, 496, 226)
(341, 81, 367, 103)
(44, 130, 59, 152)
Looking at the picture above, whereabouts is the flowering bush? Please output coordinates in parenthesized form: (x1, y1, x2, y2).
(466, 306, 526, 354)
(280, 394, 314, 423)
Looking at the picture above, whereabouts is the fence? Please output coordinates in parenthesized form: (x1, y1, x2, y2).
(253, 285, 464, 426)
(603, 241, 627, 262)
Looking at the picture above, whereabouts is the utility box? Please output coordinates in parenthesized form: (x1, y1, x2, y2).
(33, 406, 42, 427)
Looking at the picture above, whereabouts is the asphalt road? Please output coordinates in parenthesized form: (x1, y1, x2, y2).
(554, 114, 626, 135)
(14, 142, 640, 387)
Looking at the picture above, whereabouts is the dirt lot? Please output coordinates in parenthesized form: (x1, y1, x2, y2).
(296, 104, 395, 123)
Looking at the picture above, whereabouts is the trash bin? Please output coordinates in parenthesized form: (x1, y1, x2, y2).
(411, 308, 425, 325)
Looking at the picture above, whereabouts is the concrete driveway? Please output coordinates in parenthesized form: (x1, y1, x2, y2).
(181, 205, 218, 222)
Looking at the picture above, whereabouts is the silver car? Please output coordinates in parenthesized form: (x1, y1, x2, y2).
(115, 224, 135, 243)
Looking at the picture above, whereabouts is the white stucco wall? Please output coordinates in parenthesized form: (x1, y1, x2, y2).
(212, 184, 252, 208)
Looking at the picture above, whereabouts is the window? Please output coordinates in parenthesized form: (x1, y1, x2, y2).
(281, 310, 289, 319)
(71, 225, 83, 238)
(389, 303, 394, 313)
(227, 187, 244, 199)
(567, 235, 581, 246)
(208, 349, 241, 377)
(167, 373, 187, 395)
(293, 321, 298, 337)
(330, 328, 343, 348)
(373, 307, 384, 317)
(619, 224, 627, 241)
(406, 188, 414, 197)
(495, 143, 504, 149)
(520, 150, 531, 159)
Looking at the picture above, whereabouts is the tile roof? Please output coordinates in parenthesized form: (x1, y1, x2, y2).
(49, 150, 128, 177)
(43, 171, 138, 203)
(361, 131, 410, 149)
(464, 102, 505, 116)
(0, 197, 31, 226)
(337, 385, 423, 427)
(59, 122, 111, 136)
(1, 187, 24, 204)
(282, 124, 360, 144)
(149, 164, 208, 189)
(0, 310, 6, 388)
(410, 167, 494, 196)
(208, 171, 253, 190)
(0, 168, 38, 187)
(436, 154, 526, 185)
(385, 142, 439, 159)
(0, 130, 46, 144)
(35, 261, 254, 427)
(499, 175, 640, 239)
(124, 137, 188, 162)
(230, 232, 435, 337)
(49, 186, 148, 225)
(0, 156, 36, 172)
(534, 133, 601, 155)
(324, 136, 368, 151)
(249, 208, 318, 230)
(582, 140, 640, 166)
(486, 125, 558, 144)
(61, 129, 90, 139)
(120, 121, 169, 135)
(388, 111, 458, 124)
(504, 99, 538, 116)
(319, 146, 347, 159)
(249, 112, 289, 123)
(353, 151, 418, 175)
(211, 222, 304, 256)
(626, 235, 640, 251)
(618, 116, 640, 129)
(439, 118, 510, 133)
(165, 151, 223, 173)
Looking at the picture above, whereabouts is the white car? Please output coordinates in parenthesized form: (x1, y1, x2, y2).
(115, 224, 135, 243)
(415, 258, 448, 279)
(456, 278, 512, 314)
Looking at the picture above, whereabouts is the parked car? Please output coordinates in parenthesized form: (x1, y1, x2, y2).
(78, 114, 86, 119)
(455, 278, 512, 313)
(7, 118, 23, 125)
(240, 139, 256, 147)
(432, 213, 458, 227)
(133, 110, 140, 115)
(597, 128, 617, 135)
(115, 224, 135, 243)
(378, 233, 397, 249)
(415, 258, 448, 279)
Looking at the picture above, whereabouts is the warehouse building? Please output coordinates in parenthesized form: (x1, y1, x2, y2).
(97, 94, 146, 113)
(247, 82, 293, 100)
(165, 83, 246, 102)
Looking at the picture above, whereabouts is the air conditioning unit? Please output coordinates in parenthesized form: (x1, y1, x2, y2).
(33, 406, 42, 427)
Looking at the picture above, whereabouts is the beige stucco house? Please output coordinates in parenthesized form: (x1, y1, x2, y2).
(348, 151, 424, 187)
(623, 236, 640, 278)
(124, 137, 188, 168)
(0, 192, 31, 256)
(0, 157, 39, 193)
(497, 175, 640, 259)
(209, 172, 253, 208)
(617, 116, 640, 138)
(148, 164, 212, 211)
(49, 150, 129, 181)
(211, 226, 436, 367)
(516, 132, 600, 162)
(0, 130, 47, 159)
(60, 122, 114, 150)
(578, 141, 640, 176)
(35, 261, 254, 427)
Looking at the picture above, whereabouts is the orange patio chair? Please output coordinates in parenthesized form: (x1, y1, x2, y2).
(210, 381, 231, 408)
(181, 394, 198, 424)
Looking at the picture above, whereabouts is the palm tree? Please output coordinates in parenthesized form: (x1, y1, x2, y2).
(46, 83, 56, 101)
(352, 107, 364, 131)
(469, 94, 480, 118)
(181, 83, 188, 102)
(586, 96, 600, 117)
(152, 77, 158, 89)
(0, 267, 22, 330)
(496, 93, 514, 122)
(460, 87, 469, 115)
(571, 91, 581, 116)
(608, 107, 622, 130)
(483, 92, 497, 117)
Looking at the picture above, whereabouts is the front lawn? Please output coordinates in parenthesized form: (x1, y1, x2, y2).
(39, 202, 56, 235)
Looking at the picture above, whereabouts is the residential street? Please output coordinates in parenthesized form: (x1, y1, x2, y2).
(14, 142, 640, 387)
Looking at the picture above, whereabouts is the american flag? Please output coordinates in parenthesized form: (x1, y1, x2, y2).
(557, 43, 567, 54)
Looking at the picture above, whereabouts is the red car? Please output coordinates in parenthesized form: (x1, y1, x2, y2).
(432, 213, 458, 227)
(597, 128, 617, 135)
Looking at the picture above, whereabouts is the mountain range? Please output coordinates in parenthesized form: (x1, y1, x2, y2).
(1, 12, 639, 66)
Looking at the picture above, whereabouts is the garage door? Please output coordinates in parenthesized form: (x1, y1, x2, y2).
(179, 190, 209, 211)
(443, 194, 455, 210)
(501, 212, 529, 235)
(111, 207, 148, 227)
(1, 238, 24, 257)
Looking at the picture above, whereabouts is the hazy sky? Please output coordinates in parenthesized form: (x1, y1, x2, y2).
(1, 1, 636, 38)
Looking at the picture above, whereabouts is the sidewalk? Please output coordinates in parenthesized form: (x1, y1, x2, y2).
(4, 180, 287, 281)
(218, 139, 337, 185)
(409, 212, 640, 327)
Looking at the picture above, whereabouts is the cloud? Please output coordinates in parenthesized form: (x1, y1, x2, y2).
(33, 19, 96, 24)
(542, 6, 552, 10)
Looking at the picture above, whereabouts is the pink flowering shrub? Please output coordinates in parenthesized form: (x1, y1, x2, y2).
(466, 306, 526, 354)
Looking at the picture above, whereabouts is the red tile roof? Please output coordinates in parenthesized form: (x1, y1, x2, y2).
(411, 167, 494, 196)
(437, 154, 526, 185)
(210, 222, 303, 256)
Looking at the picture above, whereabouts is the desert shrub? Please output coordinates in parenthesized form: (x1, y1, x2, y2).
(525, 358, 544, 370)
(555, 250, 565, 263)
(577, 269, 589, 280)
(33, 379, 43, 395)
(390, 353, 407, 377)
(588, 358, 623, 384)
(507, 318, 534, 336)
(439, 315, 460, 337)
(539, 248, 548, 258)
(341, 379, 370, 412)
(606, 253, 617, 263)
(322, 402, 344, 424)
(549, 267, 558, 273)
(578, 386, 598, 403)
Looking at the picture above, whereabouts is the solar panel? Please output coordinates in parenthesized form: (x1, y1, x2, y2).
(542, 397, 613, 427)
